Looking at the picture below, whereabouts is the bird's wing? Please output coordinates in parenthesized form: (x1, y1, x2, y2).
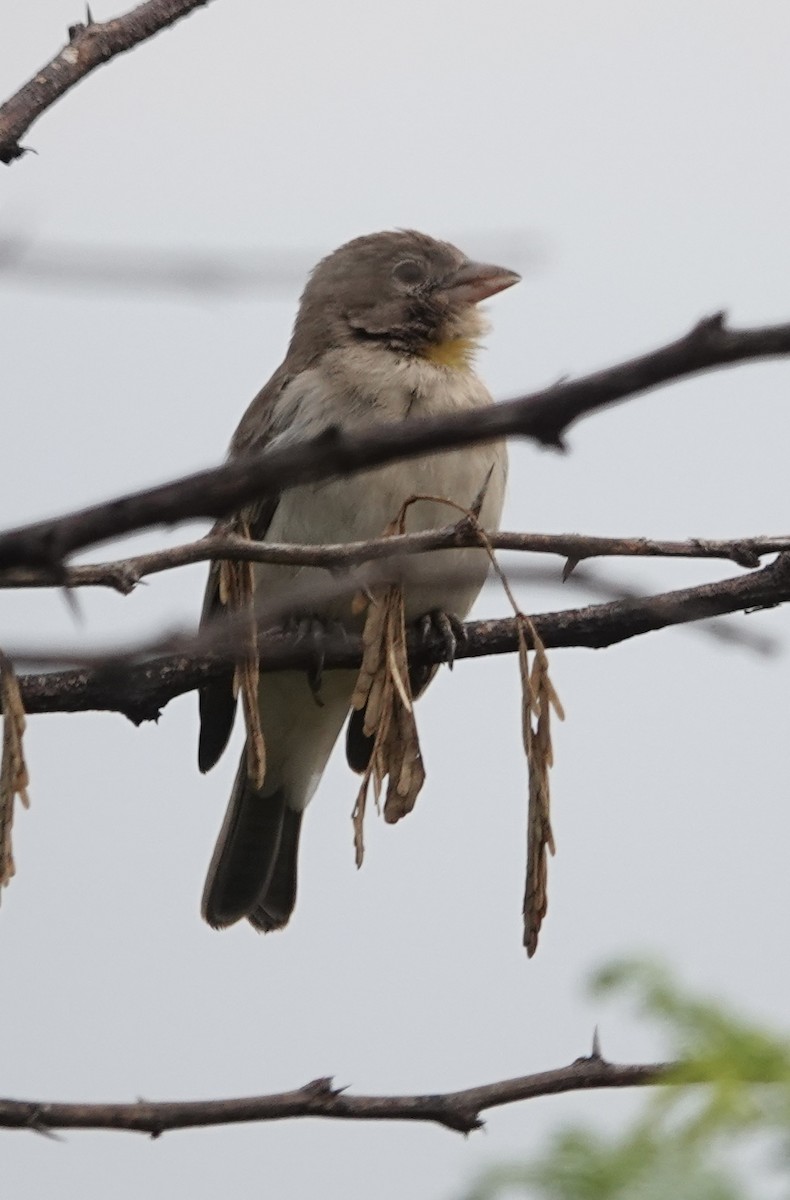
(197, 366, 291, 774)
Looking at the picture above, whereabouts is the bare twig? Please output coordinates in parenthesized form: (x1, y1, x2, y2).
(1, 315, 790, 573)
(0, 1055, 675, 1137)
(0, 0, 215, 165)
(2, 528, 788, 594)
(12, 552, 790, 723)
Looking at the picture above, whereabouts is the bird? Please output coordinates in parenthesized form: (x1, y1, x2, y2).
(198, 229, 519, 932)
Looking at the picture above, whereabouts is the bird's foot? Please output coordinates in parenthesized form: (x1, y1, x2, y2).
(284, 615, 348, 704)
(415, 609, 467, 668)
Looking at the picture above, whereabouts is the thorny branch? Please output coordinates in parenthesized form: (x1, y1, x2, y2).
(13, 552, 790, 723)
(1, 315, 790, 574)
(0, 527, 787, 594)
(0, 1, 215, 165)
(0, 1052, 677, 1137)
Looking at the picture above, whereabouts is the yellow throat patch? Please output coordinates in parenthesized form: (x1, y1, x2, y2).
(421, 335, 479, 370)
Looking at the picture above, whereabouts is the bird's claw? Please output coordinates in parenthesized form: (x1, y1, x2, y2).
(284, 615, 348, 703)
(417, 609, 467, 668)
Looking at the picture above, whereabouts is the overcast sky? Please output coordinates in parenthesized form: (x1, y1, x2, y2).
(2, 3, 790, 1198)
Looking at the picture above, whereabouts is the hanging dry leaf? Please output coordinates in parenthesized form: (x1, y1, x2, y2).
(218, 517, 266, 788)
(0, 652, 30, 895)
(518, 615, 565, 957)
(347, 488, 564, 958)
(390, 493, 565, 957)
(351, 580, 426, 866)
(351, 507, 428, 866)
(424, 500, 564, 956)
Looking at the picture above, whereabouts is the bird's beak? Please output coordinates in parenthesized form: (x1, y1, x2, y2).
(443, 260, 521, 305)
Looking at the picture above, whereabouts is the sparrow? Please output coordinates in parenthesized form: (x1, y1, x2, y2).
(198, 229, 519, 932)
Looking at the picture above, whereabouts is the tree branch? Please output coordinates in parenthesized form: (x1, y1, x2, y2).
(0, 0, 215, 165)
(1, 526, 786, 593)
(14, 552, 790, 722)
(1, 313, 789, 574)
(0, 1054, 673, 1137)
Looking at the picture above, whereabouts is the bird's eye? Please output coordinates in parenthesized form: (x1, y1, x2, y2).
(392, 258, 425, 285)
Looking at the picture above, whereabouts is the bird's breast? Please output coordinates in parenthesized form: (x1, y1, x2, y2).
(258, 348, 507, 622)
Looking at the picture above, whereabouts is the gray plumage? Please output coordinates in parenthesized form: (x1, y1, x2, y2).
(199, 229, 518, 932)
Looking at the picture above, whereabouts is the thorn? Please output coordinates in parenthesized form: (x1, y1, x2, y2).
(304, 1075, 339, 1097)
(26, 1109, 64, 1141)
(562, 556, 580, 581)
(60, 585, 83, 624)
(470, 465, 494, 518)
(31, 1123, 64, 1142)
(69, 4, 94, 38)
(691, 310, 727, 340)
(572, 1026, 605, 1067)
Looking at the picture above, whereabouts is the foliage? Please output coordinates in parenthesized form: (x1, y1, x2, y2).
(461, 961, 790, 1200)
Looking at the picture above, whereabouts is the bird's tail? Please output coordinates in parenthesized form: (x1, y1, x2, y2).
(201, 750, 302, 931)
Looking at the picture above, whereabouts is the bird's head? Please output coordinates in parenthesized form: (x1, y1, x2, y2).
(289, 230, 520, 370)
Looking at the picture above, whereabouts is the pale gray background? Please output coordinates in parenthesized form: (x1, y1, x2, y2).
(1, 3, 789, 1197)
